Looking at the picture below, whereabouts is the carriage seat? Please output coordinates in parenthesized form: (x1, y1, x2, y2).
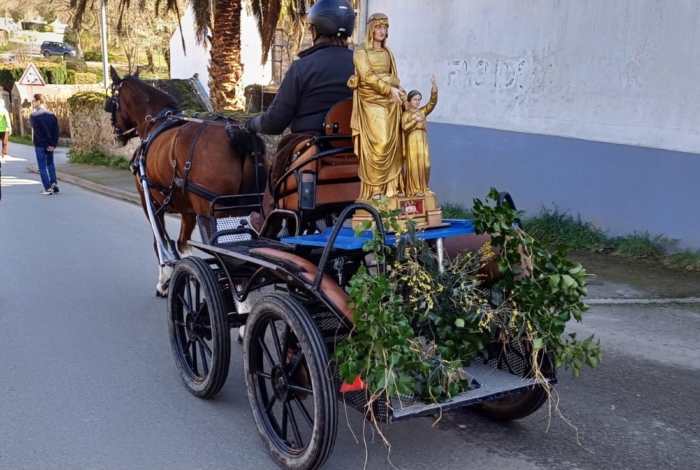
(276, 99, 360, 211)
(249, 247, 351, 319)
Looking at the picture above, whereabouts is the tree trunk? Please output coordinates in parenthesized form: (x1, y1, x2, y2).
(146, 48, 155, 73)
(74, 26, 84, 58)
(208, 0, 245, 112)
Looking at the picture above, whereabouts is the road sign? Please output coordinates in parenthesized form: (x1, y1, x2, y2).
(18, 63, 46, 87)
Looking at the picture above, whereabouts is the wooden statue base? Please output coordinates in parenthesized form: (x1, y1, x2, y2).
(352, 194, 444, 231)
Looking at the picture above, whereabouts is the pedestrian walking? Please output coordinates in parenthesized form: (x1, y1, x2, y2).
(29, 94, 60, 195)
(0, 100, 11, 159)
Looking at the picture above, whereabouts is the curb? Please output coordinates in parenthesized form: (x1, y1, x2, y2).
(27, 165, 141, 205)
(587, 297, 700, 305)
(21, 165, 700, 307)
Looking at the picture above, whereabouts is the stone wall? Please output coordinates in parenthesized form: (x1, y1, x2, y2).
(68, 92, 138, 160)
(11, 83, 103, 137)
(68, 90, 283, 161)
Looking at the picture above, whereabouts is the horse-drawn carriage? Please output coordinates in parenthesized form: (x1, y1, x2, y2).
(107, 68, 556, 470)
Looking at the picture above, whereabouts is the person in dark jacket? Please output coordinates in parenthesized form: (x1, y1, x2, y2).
(245, 0, 356, 230)
(30, 94, 60, 195)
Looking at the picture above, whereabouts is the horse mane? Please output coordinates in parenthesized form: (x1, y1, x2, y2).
(123, 76, 182, 112)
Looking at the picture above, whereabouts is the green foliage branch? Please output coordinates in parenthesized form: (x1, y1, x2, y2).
(333, 189, 602, 422)
(472, 188, 602, 378)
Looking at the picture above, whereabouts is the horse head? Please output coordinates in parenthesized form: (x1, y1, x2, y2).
(104, 66, 140, 146)
(105, 66, 181, 146)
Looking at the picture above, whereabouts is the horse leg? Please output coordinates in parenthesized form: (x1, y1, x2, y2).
(178, 214, 196, 258)
(153, 211, 173, 298)
(135, 181, 171, 297)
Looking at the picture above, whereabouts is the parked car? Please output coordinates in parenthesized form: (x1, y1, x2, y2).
(40, 41, 77, 59)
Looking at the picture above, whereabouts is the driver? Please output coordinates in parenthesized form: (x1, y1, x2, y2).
(245, 0, 356, 232)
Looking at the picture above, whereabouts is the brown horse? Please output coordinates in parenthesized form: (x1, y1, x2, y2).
(106, 67, 264, 296)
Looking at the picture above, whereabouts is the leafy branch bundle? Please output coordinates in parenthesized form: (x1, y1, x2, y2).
(333, 189, 602, 413)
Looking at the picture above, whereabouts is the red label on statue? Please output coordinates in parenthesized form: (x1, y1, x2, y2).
(401, 200, 424, 216)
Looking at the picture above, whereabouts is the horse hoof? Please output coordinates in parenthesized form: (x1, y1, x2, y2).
(156, 287, 168, 298)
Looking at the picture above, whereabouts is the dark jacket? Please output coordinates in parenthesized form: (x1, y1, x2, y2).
(30, 108, 59, 149)
(247, 44, 354, 135)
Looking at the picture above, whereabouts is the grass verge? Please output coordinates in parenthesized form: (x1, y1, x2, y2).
(9, 135, 33, 146)
(68, 150, 131, 170)
(444, 202, 700, 271)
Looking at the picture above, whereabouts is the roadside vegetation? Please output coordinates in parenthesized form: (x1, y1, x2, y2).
(8, 134, 33, 145)
(444, 202, 700, 271)
(68, 150, 131, 170)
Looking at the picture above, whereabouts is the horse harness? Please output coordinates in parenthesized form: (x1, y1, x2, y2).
(106, 81, 264, 217)
(125, 109, 263, 218)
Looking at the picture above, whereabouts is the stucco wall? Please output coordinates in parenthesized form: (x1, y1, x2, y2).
(367, 0, 700, 154)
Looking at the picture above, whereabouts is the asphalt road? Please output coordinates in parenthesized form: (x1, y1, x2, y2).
(1, 147, 699, 469)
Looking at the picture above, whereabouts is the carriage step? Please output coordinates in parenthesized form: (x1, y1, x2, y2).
(388, 362, 546, 422)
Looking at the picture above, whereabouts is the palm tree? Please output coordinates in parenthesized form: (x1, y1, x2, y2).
(71, 0, 316, 111)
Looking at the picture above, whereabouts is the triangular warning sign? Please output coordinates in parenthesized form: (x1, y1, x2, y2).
(18, 63, 46, 87)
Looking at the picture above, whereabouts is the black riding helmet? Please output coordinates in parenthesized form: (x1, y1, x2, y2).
(307, 0, 356, 37)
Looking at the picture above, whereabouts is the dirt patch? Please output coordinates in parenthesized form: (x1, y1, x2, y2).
(570, 251, 700, 299)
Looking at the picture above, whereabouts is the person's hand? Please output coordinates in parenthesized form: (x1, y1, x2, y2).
(414, 115, 424, 122)
(245, 115, 262, 134)
(390, 87, 402, 105)
(430, 74, 437, 90)
(47, 146, 55, 152)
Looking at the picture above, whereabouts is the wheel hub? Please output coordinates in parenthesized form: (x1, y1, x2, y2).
(272, 365, 290, 401)
(184, 311, 212, 341)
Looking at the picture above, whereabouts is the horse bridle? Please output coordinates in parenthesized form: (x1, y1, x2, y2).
(104, 81, 139, 142)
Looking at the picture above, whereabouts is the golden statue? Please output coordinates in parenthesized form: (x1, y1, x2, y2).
(402, 75, 438, 197)
(348, 13, 407, 200)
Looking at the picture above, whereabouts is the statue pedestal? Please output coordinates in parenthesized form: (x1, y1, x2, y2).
(352, 194, 444, 231)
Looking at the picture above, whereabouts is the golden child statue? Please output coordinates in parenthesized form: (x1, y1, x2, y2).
(348, 13, 407, 200)
(402, 75, 439, 197)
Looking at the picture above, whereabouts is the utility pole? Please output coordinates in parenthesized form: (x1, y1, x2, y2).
(100, 0, 109, 89)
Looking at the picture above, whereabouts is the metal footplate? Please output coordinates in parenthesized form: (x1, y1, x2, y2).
(389, 362, 546, 422)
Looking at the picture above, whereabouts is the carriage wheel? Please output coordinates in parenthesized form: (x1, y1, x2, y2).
(473, 341, 553, 421)
(474, 387, 549, 421)
(167, 257, 231, 398)
(244, 293, 337, 470)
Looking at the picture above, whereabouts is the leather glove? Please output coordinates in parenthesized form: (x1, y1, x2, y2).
(245, 115, 263, 133)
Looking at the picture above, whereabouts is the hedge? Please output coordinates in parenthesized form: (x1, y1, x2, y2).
(0, 64, 70, 91)
(83, 51, 116, 62)
(75, 72, 97, 84)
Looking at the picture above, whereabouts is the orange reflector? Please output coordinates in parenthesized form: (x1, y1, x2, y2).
(340, 375, 366, 392)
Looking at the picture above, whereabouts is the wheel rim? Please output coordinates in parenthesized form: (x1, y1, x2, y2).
(249, 312, 315, 455)
(171, 272, 214, 382)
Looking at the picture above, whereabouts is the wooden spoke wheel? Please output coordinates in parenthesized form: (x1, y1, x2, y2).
(244, 293, 337, 470)
(167, 257, 231, 398)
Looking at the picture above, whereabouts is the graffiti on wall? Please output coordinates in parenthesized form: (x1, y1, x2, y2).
(446, 59, 529, 90)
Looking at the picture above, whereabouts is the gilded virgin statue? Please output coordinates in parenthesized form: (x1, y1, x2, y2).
(348, 13, 407, 200)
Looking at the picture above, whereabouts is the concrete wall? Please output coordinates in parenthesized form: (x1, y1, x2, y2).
(429, 122, 700, 248)
(360, 0, 700, 247)
(169, 3, 272, 97)
(367, 0, 700, 154)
